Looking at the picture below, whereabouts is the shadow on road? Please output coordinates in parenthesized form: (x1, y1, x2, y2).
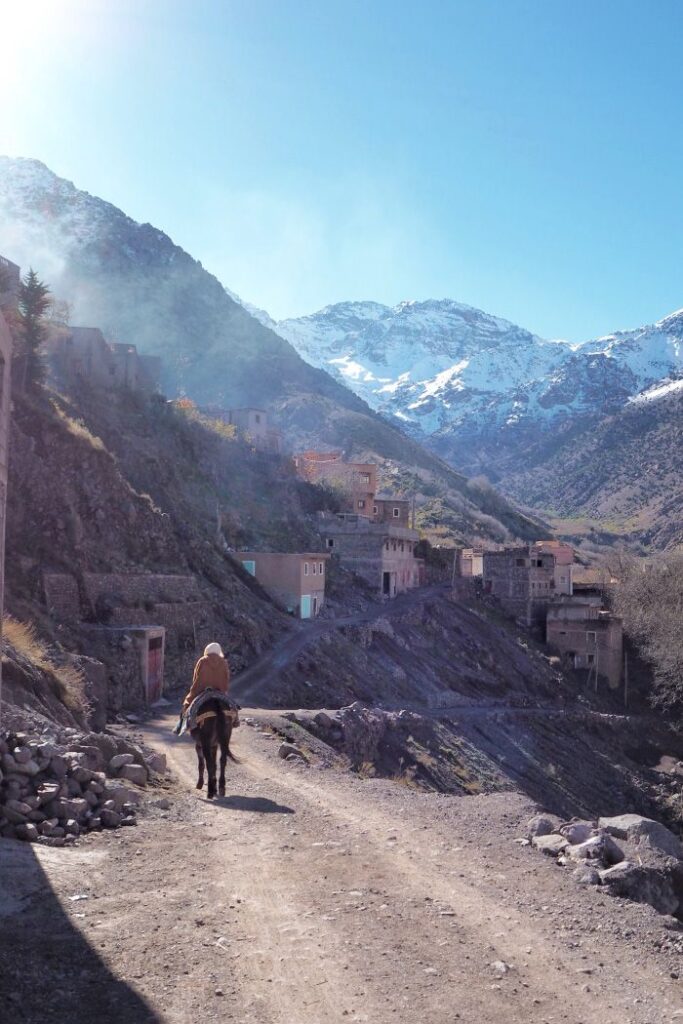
(211, 794, 295, 814)
(0, 841, 159, 1024)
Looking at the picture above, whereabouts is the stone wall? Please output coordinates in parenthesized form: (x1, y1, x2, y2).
(82, 573, 199, 609)
(43, 573, 81, 620)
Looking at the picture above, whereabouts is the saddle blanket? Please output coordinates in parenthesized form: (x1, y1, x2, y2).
(174, 689, 240, 736)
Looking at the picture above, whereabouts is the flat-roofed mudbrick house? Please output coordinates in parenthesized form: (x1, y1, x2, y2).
(546, 605, 623, 689)
(238, 551, 329, 618)
(483, 545, 564, 625)
(533, 539, 575, 595)
(294, 451, 377, 515)
(45, 326, 161, 393)
(373, 495, 411, 526)
(0, 310, 12, 709)
(318, 512, 422, 598)
(218, 408, 282, 453)
(456, 547, 484, 577)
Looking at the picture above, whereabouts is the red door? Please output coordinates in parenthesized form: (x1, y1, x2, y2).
(146, 636, 164, 703)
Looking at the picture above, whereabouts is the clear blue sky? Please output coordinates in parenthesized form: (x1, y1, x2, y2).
(2, 0, 683, 340)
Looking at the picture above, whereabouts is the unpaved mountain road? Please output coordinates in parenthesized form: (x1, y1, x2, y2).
(232, 584, 450, 704)
(3, 715, 680, 1024)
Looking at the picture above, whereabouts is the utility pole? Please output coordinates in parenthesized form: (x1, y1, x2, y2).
(451, 548, 458, 588)
(594, 643, 599, 693)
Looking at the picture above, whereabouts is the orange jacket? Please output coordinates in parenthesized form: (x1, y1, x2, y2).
(183, 653, 230, 711)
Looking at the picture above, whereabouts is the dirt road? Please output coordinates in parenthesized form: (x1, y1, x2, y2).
(3, 714, 680, 1024)
(232, 584, 449, 704)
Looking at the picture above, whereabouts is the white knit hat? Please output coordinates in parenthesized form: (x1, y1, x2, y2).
(204, 642, 224, 657)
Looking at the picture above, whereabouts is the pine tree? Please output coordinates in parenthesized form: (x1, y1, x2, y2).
(17, 268, 50, 390)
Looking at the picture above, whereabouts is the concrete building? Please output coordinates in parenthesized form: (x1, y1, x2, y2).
(45, 326, 161, 393)
(546, 605, 623, 689)
(318, 512, 422, 598)
(238, 551, 329, 618)
(0, 311, 12, 712)
(482, 545, 572, 625)
(456, 548, 484, 577)
(294, 451, 377, 515)
(208, 407, 282, 454)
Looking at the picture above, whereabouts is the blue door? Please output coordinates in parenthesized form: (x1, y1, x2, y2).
(242, 560, 256, 576)
(300, 595, 312, 619)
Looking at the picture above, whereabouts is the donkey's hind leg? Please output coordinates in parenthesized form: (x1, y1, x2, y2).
(204, 733, 218, 800)
(195, 739, 205, 790)
(218, 742, 228, 797)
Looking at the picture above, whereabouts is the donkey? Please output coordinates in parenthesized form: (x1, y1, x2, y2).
(190, 699, 238, 799)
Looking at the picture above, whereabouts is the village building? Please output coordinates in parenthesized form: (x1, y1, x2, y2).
(0, 255, 20, 308)
(482, 544, 573, 625)
(204, 406, 282, 454)
(318, 512, 422, 598)
(533, 539, 575, 595)
(294, 450, 377, 515)
(238, 551, 329, 618)
(455, 547, 484, 577)
(546, 605, 623, 689)
(45, 325, 161, 393)
(0, 310, 13, 709)
(372, 495, 412, 525)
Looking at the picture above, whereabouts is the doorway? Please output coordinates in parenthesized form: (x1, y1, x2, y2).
(382, 571, 391, 596)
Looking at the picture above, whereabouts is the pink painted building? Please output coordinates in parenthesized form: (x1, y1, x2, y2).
(238, 551, 329, 618)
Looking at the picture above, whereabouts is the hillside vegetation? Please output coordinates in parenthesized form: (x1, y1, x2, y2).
(501, 389, 683, 551)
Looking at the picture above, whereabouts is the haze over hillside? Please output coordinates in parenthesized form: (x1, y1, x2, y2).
(0, 155, 540, 546)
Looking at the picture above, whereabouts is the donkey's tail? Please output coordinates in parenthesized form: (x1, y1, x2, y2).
(216, 703, 240, 763)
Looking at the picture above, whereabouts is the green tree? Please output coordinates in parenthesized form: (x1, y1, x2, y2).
(17, 268, 50, 390)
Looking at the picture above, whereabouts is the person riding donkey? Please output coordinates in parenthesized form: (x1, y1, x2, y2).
(175, 642, 241, 734)
(176, 642, 241, 798)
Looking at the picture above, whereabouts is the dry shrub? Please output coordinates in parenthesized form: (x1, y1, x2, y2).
(51, 400, 105, 450)
(2, 615, 89, 714)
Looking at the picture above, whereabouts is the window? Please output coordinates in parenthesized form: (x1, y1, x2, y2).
(360, 472, 370, 483)
(586, 630, 596, 643)
(393, 507, 400, 517)
(358, 499, 365, 509)
(326, 538, 334, 549)
(559, 630, 567, 636)
(304, 562, 309, 575)
(516, 558, 526, 567)
(255, 413, 261, 424)
(587, 653, 595, 664)
(319, 562, 323, 574)
(241, 560, 256, 576)
(372, 505, 378, 515)
(312, 562, 317, 574)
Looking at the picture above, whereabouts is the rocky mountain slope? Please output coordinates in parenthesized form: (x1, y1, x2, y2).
(502, 377, 683, 549)
(273, 299, 683, 483)
(0, 156, 540, 545)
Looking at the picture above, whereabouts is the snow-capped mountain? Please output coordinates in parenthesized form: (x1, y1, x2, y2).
(273, 299, 683, 476)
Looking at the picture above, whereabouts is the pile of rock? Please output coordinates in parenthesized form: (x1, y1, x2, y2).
(525, 812, 683, 917)
(0, 728, 164, 846)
